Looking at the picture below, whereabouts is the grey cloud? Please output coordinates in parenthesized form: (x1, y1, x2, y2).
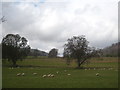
(75, 4, 91, 14)
(1, 0, 118, 56)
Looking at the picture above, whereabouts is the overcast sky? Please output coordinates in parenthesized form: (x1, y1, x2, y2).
(0, 0, 119, 56)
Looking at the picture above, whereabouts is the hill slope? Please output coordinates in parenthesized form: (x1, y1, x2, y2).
(102, 42, 120, 57)
(29, 49, 48, 57)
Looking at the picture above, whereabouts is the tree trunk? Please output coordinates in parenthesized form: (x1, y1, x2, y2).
(77, 59, 86, 68)
(77, 59, 81, 68)
(78, 62, 81, 67)
(66, 58, 70, 65)
(12, 60, 17, 67)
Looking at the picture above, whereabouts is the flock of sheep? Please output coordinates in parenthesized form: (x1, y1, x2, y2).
(84, 67, 115, 71)
(16, 70, 71, 78)
(14, 67, 117, 77)
(16, 71, 100, 77)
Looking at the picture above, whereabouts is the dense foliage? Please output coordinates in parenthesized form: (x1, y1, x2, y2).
(48, 48, 58, 58)
(2, 34, 30, 67)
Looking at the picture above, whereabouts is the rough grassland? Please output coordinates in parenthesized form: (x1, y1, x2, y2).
(2, 57, 118, 88)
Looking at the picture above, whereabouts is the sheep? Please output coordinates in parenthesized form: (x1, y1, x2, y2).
(33, 73, 37, 75)
(11, 67, 14, 69)
(109, 68, 113, 70)
(21, 73, 25, 76)
(47, 74, 51, 77)
(17, 73, 21, 76)
(50, 74, 54, 77)
(96, 73, 99, 76)
(17, 67, 20, 68)
(42, 75, 47, 78)
(67, 74, 71, 76)
(56, 71, 59, 74)
(64, 70, 67, 72)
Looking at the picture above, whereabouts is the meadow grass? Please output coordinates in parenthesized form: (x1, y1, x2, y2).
(2, 57, 118, 88)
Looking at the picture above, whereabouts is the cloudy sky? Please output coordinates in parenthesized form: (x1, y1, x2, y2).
(0, 0, 119, 56)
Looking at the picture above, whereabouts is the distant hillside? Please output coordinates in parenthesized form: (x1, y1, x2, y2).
(29, 49, 48, 57)
(102, 42, 120, 57)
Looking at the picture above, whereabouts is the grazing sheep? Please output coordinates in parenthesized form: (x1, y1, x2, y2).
(96, 73, 99, 76)
(67, 74, 71, 76)
(103, 68, 105, 70)
(109, 68, 113, 70)
(11, 67, 14, 69)
(33, 73, 37, 75)
(50, 74, 54, 77)
(17, 73, 21, 76)
(47, 74, 51, 77)
(64, 70, 67, 72)
(21, 73, 25, 76)
(42, 75, 47, 78)
(56, 71, 59, 74)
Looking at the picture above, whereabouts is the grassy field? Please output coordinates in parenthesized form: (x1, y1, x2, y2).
(2, 57, 118, 88)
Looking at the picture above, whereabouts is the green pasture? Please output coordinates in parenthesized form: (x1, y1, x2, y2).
(2, 57, 118, 88)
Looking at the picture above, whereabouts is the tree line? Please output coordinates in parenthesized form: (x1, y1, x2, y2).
(1, 34, 103, 67)
(101, 42, 120, 57)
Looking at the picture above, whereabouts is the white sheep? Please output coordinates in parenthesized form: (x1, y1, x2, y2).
(50, 74, 54, 77)
(67, 74, 71, 76)
(33, 73, 37, 75)
(109, 68, 113, 70)
(17, 67, 20, 68)
(103, 68, 105, 70)
(17, 73, 21, 76)
(56, 71, 59, 74)
(11, 67, 14, 69)
(96, 73, 99, 76)
(64, 70, 67, 72)
(47, 74, 51, 77)
(42, 75, 47, 78)
(21, 73, 25, 76)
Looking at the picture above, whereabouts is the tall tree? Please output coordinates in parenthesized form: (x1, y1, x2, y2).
(2, 34, 30, 67)
(64, 35, 95, 68)
(48, 48, 58, 58)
